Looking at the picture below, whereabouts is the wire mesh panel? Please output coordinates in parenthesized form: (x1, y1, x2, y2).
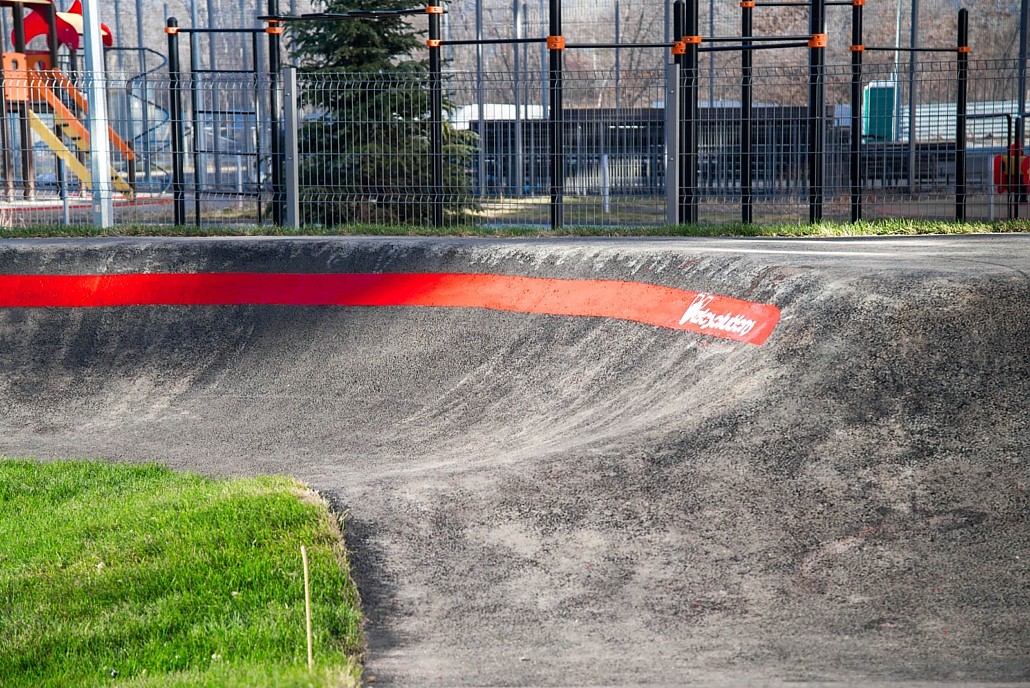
(185, 30, 271, 225)
(187, 71, 269, 224)
(696, 63, 814, 225)
(105, 48, 173, 198)
(835, 59, 960, 222)
(559, 69, 667, 227)
(0, 67, 175, 227)
(0, 50, 1025, 229)
(956, 59, 1026, 221)
(296, 70, 464, 227)
(444, 67, 668, 228)
(446, 69, 547, 227)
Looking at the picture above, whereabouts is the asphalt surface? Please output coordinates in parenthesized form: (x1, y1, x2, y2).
(1, 235, 1028, 686)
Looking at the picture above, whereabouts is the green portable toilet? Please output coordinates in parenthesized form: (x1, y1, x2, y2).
(863, 81, 896, 142)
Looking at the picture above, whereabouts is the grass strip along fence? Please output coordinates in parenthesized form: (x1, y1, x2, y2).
(0, 218, 1027, 240)
(0, 459, 363, 688)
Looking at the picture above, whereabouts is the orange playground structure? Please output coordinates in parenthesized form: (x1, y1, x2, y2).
(0, 0, 134, 201)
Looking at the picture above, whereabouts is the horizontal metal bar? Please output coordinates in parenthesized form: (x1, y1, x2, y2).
(699, 41, 809, 53)
(441, 37, 546, 46)
(194, 149, 259, 156)
(754, 1, 856, 5)
(565, 42, 674, 49)
(196, 190, 262, 197)
(192, 69, 259, 75)
(194, 109, 259, 116)
(257, 9, 428, 21)
(752, 2, 809, 5)
(864, 46, 957, 53)
(703, 35, 811, 43)
(967, 113, 1028, 120)
(176, 27, 264, 34)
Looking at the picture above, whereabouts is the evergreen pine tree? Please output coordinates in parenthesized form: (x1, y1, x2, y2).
(289, 0, 475, 225)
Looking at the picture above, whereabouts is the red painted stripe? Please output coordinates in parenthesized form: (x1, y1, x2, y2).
(0, 272, 780, 345)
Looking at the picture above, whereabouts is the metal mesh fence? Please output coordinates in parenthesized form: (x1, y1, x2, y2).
(0, 56, 1025, 228)
(183, 70, 272, 224)
(0, 66, 274, 227)
(0, 67, 159, 226)
(297, 70, 443, 227)
(440, 67, 668, 227)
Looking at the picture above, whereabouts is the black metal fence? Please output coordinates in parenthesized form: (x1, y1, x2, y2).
(0, 0, 1027, 228)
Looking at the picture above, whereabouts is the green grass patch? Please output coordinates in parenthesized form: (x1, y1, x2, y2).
(0, 459, 363, 688)
(0, 217, 1027, 239)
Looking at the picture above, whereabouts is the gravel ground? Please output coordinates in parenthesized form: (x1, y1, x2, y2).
(0, 235, 1027, 686)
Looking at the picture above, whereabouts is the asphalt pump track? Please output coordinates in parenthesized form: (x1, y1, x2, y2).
(0, 235, 1027, 686)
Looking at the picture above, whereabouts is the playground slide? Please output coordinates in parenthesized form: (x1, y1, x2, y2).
(27, 70, 135, 199)
(25, 109, 90, 183)
(44, 68, 136, 163)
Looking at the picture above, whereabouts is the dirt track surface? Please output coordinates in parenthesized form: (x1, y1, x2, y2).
(1, 235, 1028, 686)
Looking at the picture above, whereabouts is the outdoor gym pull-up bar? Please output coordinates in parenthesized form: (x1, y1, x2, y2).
(857, 7, 970, 221)
(675, 0, 970, 225)
(258, 0, 839, 229)
(671, 0, 832, 225)
(265, 0, 635, 230)
(241, 0, 975, 230)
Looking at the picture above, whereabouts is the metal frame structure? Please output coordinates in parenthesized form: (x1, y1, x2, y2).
(179, 0, 1005, 229)
(624, 0, 972, 225)
(165, 1, 280, 227)
(263, 0, 685, 230)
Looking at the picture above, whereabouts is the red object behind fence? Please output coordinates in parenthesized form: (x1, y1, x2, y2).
(993, 147, 1030, 195)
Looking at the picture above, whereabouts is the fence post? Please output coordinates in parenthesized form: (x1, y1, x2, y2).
(45, 3, 69, 224)
(807, 0, 826, 223)
(673, 0, 686, 224)
(166, 18, 186, 226)
(475, 0, 485, 197)
(82, 0, 113, 226)
(1018, 0, 1028, 217)
(850, 0, 863, 222)
(683, 0, 699, 225)
(1006, 115, 1016, 219)
(513, 0, 524, 197)
(906, 0, 919, 195)
(267, 0, 284, 226)
(956, 8, 968, 222)
(741, 0, 753, 225)
(548, 0, 564, 230)
(665, 61, 680, 226)
(188, 32, 201, 225)
(428, 0, 444, 228)
(283, 67, 300, 229)
(1019, 0, 1028, 130)
(12, 2, 35, 201)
